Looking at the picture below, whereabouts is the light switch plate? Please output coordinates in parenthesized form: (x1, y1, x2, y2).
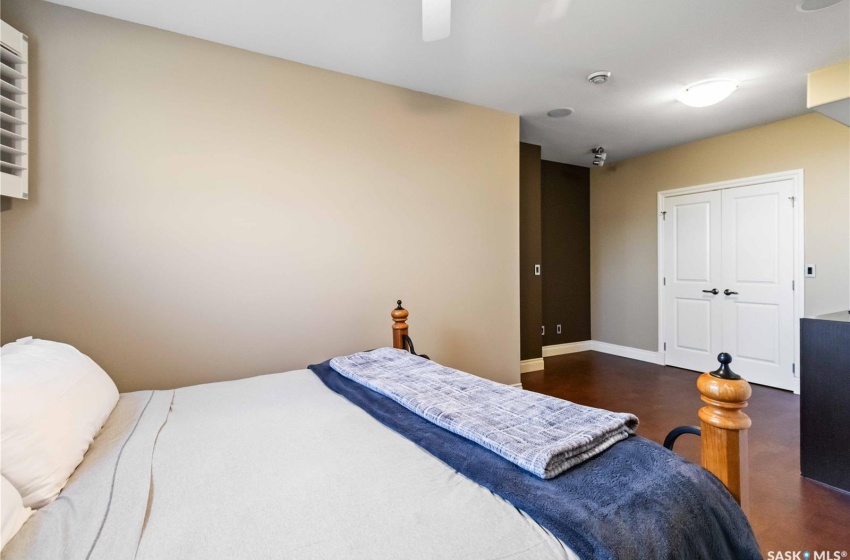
(805, 264, 816, 278)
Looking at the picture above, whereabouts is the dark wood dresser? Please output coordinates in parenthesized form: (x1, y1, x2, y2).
(800, 311, 850, 493)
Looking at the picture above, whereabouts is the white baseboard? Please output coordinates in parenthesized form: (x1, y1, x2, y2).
(519, 358, 545, 374)
(509, 382, 523, 388)
(538, 340, 665, 366)
(590, 341, 665, 365)
(542, 340, 594, 357)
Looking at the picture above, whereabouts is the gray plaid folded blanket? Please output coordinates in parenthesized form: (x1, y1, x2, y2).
(330, 348, 639, 479)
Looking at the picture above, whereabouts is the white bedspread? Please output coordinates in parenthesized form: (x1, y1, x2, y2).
(3, 370, 578, 560)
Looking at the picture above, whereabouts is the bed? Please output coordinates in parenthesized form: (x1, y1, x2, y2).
(0, 303, 761, 560)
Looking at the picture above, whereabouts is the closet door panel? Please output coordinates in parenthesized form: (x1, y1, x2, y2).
(721, 180, 796, 390)
(663, 190, 722, 372)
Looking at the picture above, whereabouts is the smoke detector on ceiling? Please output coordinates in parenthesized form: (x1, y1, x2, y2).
(587, 71, 611, 85)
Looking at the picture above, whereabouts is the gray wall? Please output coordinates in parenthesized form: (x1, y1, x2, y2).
(591, 113, 849, 351)
(0, 0, 521, 390)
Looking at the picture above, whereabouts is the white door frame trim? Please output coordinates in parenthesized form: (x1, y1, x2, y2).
(656, 169, 805, 393)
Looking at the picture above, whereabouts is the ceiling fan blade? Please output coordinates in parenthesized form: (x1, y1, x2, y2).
(423, 0, 451, 42)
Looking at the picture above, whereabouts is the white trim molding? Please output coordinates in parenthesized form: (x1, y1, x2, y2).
(590, 341, 665, 365)
(540, 340, 665, 365)
(519, 358, 545, 374)
(542, 340, 594, 357)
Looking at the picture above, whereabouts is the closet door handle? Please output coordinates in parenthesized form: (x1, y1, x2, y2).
(702, 289, 719, 295)
(724, 289, 739, 296)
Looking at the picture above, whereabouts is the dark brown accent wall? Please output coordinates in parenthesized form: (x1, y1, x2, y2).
(519, 143, 543, 360)
(541, 160, 590, 346)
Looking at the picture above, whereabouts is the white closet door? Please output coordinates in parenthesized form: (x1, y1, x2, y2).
(721, 180, 796, 390)
(663, 190, 723, 372)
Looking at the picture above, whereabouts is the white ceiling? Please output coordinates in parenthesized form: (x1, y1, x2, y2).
(48, 0, 850, 166)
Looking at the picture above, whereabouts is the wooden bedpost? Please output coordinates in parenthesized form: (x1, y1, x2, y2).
(697, 353, 752, 511)
(391, 300, 409, 350)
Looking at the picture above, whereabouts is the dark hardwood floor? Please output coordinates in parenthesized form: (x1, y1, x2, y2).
(522, 351, 850, 556)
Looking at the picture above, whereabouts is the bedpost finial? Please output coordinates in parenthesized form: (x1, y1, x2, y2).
(710, 352, 741, 380)
(697, 353, 751, 509)
(391, 301, 408, 321)
(392, 300, 409, 349)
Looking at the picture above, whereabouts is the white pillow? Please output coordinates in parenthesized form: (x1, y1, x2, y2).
(1, 339, 119, 509)
(1, 475, 32, 550)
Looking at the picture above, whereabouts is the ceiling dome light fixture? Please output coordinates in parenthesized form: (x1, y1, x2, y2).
(797, 0, 845, 12)
(587, 71, 611, 85)
(547, 107, 574, 118)
(677, 79, 739, 108)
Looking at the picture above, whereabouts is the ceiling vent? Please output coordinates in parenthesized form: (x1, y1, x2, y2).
(547, 107, 574, 118)
(797, 0, 845, 12)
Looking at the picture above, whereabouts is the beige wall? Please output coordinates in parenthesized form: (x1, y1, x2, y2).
(808, 60, 850, 108)
(591, 113, 850, 351)
(0, 0, 521, 391)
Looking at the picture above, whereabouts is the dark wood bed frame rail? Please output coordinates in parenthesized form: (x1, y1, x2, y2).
(390, 301, 752, 511)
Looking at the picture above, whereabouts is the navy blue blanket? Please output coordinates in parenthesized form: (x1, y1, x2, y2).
(309, 360, 762, 560)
